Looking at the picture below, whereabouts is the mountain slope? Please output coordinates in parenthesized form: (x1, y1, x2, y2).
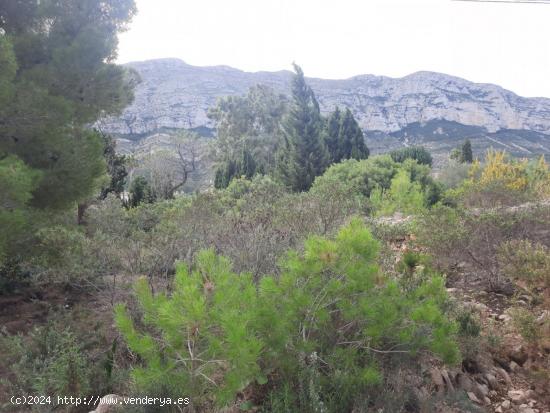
(99, 58, 550, 162)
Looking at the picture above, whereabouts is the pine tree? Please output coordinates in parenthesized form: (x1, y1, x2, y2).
(0, 1, 136, 254)
(462, 139, 473, 163)
(338, 108, 369, 161)
(325, 107, 342, 163)
(276, 64, 329, 192)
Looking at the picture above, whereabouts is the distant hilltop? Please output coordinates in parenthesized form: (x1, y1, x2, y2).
(99, 58, 550, 161)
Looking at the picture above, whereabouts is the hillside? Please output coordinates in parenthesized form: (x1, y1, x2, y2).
(99, 58, 550, 159)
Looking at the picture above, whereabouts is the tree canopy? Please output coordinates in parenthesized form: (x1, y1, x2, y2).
(276, 64, 329, 192)
(0, 0, 137, 263)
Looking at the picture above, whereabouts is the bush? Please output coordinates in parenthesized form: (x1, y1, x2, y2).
(450, 150, 550, 207)
(415, 204, 550, 290)
(370, 170, 426, 216)
(1, 324, 91, 411)
(116, 219, 460, 412)
(499, 240, 550, 289)
(509, 308, 541, 343)
(390, 146, 433, 166)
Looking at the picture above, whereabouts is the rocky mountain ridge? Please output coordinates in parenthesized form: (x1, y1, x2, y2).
(99, 58, 550, 141)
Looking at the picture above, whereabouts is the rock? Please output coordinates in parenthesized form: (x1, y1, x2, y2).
(98, 59, 550, 152)
(457, 373, 474, 392)
(536, 310, 549, 325)
(495, 367, 512, 387)
(502, 399, 511, 409)
(498, 314, 512, 323)
(430, 368, 445, 394)
(510, 346, 529, 366)
(485, 373, 499, 390)
(510, 360, 521, 372)
(495, 407, 503, 413)
(476, 383, 489, 397)
(518, 406, 536, 413)
(441, 369, 455, 392)
(463, 358, 483, 374)
(508, 390, 527, 403)
(467, 392, 482, 404)
(494, 357, 511, 372)
(90, 394, 123, 413)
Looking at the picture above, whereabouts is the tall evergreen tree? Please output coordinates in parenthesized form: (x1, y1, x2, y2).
(276, 64, 328, 192)
(338, 108, 369, 161)
(462, 139, 473, 163)
(325, 107, 342, 163)
(0, 1, 136, 261)
(213, 149, 259, 189)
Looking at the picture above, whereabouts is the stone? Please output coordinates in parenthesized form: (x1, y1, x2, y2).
(501, 399, 511, 409)
(498, 314, 512, 322)
(476, 383, 489, 397)
(519, 406, 536, 413)
(510, 346, 529, 366)
(510, 361, 521, 372)
(508, 390, 527, 403)
(441, 369, 455, 392)
(495, 407, 503, 413)
(457, 373, 474, 392)
(467, 392, 481, 404)
(495, 367, 512, 387)
(485, 373, 499, 390)
(430, 368, 445, 394)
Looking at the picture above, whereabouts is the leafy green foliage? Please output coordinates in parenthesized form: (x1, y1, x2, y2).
(1, 324, 91, 408)
(0, 155, 42, 265)
(415, 203, 550, 291)
(369, 170, 427, 216)
(100, 133, 128, 199)
(276, 64, 329, 191)
(499, 240, 550, 289)
(0, 0, 136, 269)
(129, 176, 156, 207)
(208, 84, 287, 170)
(325, 107, 369, 163)
(450, 139, 473, 164)
(115, 251, 263, 408)
(390, 146, 433, 166)
(214, 148, 261, 189)
(116, 219, 459, 411)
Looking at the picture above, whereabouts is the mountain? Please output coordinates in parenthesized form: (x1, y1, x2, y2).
(99, 58, 550, 160)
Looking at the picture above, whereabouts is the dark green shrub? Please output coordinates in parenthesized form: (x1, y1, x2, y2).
(116, 219, 460, 412)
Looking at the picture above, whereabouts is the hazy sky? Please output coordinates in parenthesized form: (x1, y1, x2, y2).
(117, 0, 550, 98)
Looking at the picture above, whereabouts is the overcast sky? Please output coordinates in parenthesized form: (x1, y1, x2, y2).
(117, 0, 550, 98)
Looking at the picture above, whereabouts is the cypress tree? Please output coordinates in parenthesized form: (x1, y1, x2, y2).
(276, 64, 329, 192)
(240, 148, 257, 179)
(338, 108, 369, 162)
(214, 149, 260, 189)
(462, 139, 473, 163)
(325, 107, 342, 163)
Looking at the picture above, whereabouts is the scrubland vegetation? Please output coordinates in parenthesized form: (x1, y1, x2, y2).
(1, 1, 549, 412)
